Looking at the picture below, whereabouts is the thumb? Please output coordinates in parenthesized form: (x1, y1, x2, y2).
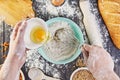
(83, 44, 92, 52)
(81, 47, 88, 64)
(81, 44, 92, 64)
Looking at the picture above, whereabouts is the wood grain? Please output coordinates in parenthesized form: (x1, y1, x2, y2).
(0, 0, 35, 26)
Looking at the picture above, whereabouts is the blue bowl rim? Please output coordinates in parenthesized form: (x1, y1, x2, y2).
(38, 17, 84, 64)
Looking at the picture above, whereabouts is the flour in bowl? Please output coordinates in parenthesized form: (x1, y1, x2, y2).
(43, 21, 79, 61)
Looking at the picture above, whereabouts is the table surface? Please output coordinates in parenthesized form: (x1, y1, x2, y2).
(0, 0, 120, 80)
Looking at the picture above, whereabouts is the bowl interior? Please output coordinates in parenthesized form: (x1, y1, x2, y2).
(70, 67, 88, 80)
(24, 18, 48, 49)
(38, 17, 84, 64)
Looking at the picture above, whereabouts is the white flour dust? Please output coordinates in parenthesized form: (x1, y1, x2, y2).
(36, 0, 76, 16)
(43, 21, 79, 61)
(25, 49, 61, 78)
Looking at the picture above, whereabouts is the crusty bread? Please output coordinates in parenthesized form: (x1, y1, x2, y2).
(98, 0, 120, 49)
(0, 0, 34, 26)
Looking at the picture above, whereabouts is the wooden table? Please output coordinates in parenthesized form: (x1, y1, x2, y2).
(0, 0, 120, 80)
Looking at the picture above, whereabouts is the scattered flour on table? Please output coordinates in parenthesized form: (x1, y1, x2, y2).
(25, 49, 61, 78)
(36, 0, 75, 16)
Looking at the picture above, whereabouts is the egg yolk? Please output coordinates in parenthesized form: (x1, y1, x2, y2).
(30, 26, 46, 44)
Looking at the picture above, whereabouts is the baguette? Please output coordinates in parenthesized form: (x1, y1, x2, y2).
(98, 0, 120, 49)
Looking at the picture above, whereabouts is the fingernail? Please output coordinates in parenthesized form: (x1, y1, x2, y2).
(23, 20, 26, 23)
(21, 20, 27, 26)
(83, 44, 87, 47)
(84, 44, 88, 46)
(84, 44, 92, 52)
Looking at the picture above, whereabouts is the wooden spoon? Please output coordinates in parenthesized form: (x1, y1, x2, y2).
(28, 68, 60, 80)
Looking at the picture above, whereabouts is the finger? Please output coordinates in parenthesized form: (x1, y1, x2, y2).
(15, 20, 27, 42)
(21, 51, 27, 61)
(25, 48, 29, 52)
(92, 45, 102, 49)
(83, 44, 92, 52)
(84, 44, 99, 57)
(81, 47, 89, 64)
(10, 21, 22, 40)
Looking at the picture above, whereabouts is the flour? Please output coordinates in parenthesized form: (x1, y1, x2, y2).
(25, 0, 120, 79)
(25, 0, 87, 79)
(88, 0, 110, 50)
(35, 0, 77, 17)
(43, 21, 79, 61)
(25, 49, 61, 78)
(80, 0, 103, 47)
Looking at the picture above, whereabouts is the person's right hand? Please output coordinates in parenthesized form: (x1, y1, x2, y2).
(81, 44, 114, 79)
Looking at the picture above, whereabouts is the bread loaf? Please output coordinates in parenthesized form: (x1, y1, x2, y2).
(98, 0, 120, 49)
(0, 0, 34, 26)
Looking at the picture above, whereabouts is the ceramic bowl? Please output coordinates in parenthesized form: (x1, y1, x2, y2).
(24, 18, 48, 49)
(70, 67, 88, 80)
(38, 17, 84, 64)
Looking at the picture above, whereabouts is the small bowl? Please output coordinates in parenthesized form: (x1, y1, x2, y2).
(24, 18, 48, 49)
(38, 17, 84, 64)
(70, 67, 88, 80)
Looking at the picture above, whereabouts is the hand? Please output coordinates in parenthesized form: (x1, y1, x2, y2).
(8, 20, 27, 68)
(81, 44, 114, 79)
(0, 21, 27, 80)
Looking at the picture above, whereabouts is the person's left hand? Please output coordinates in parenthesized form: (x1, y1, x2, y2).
(8, 21, 27, 68)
